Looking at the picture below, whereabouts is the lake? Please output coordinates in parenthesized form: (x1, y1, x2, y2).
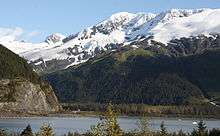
(0, 117, 219, 135)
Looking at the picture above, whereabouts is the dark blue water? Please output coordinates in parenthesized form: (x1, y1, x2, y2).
(0, 117, 219, 136)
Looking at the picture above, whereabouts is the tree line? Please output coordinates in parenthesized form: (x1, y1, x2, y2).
(62, 103, 220, 118)
(1, 103, 220, 136)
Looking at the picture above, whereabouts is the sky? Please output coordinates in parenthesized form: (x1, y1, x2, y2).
(0, 0, 219, 42)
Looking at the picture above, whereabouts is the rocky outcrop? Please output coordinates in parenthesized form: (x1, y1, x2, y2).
(0, 78, 61, 114)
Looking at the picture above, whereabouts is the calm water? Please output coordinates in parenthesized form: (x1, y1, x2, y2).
(0, 117, 219, 135)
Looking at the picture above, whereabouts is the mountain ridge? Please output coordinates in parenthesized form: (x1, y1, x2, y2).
(1, 8, 220, 74)
(0, 8, 220, 107)
(43, 34, 220, 105)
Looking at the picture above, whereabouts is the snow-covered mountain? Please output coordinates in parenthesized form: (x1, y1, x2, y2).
(0, 33, 66, 55)
(45, 33, 66, 45)
(1, 8, 220, 73)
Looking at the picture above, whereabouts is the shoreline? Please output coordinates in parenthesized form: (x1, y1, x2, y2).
(0, 111, 220, 120)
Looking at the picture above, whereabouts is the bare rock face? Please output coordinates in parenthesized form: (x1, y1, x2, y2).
(0, 78, 61, 114)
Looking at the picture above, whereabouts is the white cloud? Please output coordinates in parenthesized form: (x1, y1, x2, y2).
(0, 27, 24, 41)
(0, 27, 43, 42)
(27, 30, 41, 37)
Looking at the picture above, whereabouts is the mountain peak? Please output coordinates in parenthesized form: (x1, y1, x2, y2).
(45, 33, 66, 45)
(158, 8, 208, 21)
(108, 12, 135, 21)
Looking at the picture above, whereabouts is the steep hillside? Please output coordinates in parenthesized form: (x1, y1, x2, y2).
(43, 50, 201, 105)
(0, 44, 39, 82)
(0, 44, 60, 114)
(43, 35, 220, 105)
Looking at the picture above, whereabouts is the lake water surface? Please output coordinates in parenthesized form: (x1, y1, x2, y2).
(0, 117, 219, 135)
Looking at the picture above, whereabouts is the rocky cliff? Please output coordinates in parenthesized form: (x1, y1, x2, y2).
(0, 78, 60, 113)
(0, 44, 61, 114)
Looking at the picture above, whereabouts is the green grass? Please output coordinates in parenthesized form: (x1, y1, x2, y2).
(116, 49, 155, 62)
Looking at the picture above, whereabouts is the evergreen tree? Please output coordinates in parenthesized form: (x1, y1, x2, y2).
(36, 124, 54, 136)
(160, 121, 167, 136)
(197, 121, 206, 134)
(177, 129, 187, 136)
(90, 103, 123, 136)
(209, 128, 220, 136)
(91, 122, 105, 136)
(20, 125, 33, 136)
(191, 129, 198, 136)
(0, 129, 7, 136)
(104, 103, 123, 136)
(191, 120, 208, 136)
(197, 120, 208, 136)
(136, 115, 151, 135)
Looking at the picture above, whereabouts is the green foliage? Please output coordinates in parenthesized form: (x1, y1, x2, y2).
(43, 34, 220, 106)
(104, 103, 123, 136)
(62, 103, 220, 117)
(0, 122, 220, 136)
(208, 129, 220, 136)
(177, 130, 188, 136)
(0, 129, 7, 136)
(91, 103, 123, 136)
(191, 121, 208, 136)
(36, 124, 54, 136)
(136, 116, 151, 135)
(20, 125, 33, 136)
(116, 49, 155, 62)
(0, 44, 58, 104)
(160, 121, 168, 136)
(0, 44, 39, 83)
(65, 132, 83, 136)
(197, 121, 207, 133)
(44, 49, 218, 105)
(91, 123, 105, 136)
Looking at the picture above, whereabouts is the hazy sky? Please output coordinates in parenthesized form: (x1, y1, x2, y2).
(0, 0, 219, 42)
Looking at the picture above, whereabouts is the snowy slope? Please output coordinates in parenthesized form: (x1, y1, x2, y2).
(1, 8, 220, 72)
(19, 12, 156, 67)
(150, 9, 220, 43)
(0, 41, 49, 54)
(0, 33, 65, 54)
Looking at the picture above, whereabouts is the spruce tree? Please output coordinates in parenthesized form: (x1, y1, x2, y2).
(90, 122, 105, 136)
(197, 121, 206, 133)
(209, 128, 220, 136)
(0, 129, 7, 136)
(90, 103, 123, 136)
(104, 103, 123, 136)
(137, 115, 151, 135)
(160, 121, 167, 136)
(191, 120, 208, 136)
(36, 124, 54, 136)
(20, 124, 33, 136)
(197, 120, 208, 136)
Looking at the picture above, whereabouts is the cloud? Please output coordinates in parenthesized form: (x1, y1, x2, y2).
(0, 27, 43, 42)
(0, 27, 24, 41)
(27, 30, 41, 37)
